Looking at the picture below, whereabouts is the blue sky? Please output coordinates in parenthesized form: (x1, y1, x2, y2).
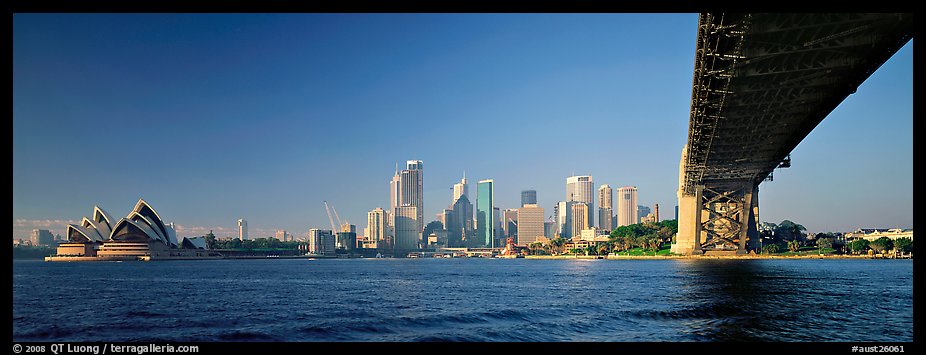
(13, 14, 912, 240)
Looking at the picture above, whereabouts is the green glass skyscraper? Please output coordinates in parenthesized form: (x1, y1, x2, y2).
(476, 179, 494, 248)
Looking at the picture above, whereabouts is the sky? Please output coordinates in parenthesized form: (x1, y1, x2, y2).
(12, 14, 913, 240)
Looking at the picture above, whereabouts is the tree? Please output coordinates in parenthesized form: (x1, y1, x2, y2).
(598, 243, 610, 256)
(848, 239, 870, 254)
(762, 243, 780, 254)
(777, 220, 807, 242)
(894, 237, 913, 254)
(787, 240, 801, 252)
(815, 237, 833, 253)
(869, 237, 894, 254)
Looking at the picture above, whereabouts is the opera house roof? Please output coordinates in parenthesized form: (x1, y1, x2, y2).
(66, 199, 193, 248)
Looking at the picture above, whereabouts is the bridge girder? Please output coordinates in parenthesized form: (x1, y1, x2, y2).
(675, 12, 912, 255)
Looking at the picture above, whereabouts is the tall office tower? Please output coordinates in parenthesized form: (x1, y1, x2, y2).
(389, 163, 401, 217)
(521, 190, 537, 207)
(654, 204, 660, 222)
(400, 160, 424, 232)
(476, 179, 495, 248)
(393, 205, 420, 250)
(453, 171, 468, 203)
(438, 209, 453, 227)
(555, 201, 573, 238)
(340, 223, 356, 234)
(598, 184, 613, 231)
(638, 205, 652, 223)
(309, 229, 335, 256)
(566, 175, 594, 227)
(503, 208, 519, 242)
(517, 204, 545, 246)
(570, 202, 589, 239)
(275, 230, 287, 241)
(449, 195, 474, 247)
(237, 218, 248, 241)
(617, 186, 639, 227)
(367, 207, 386, 249)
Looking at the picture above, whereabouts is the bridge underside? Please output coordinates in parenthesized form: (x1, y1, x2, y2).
(673, 13, 912, 255)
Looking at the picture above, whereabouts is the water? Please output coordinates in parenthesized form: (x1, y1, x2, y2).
(12, 258, 913, 342)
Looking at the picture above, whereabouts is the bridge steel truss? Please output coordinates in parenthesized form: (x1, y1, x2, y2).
(676, 13, 912, 255)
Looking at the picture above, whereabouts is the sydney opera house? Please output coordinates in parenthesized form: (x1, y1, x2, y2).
(48, 199, 218, 261)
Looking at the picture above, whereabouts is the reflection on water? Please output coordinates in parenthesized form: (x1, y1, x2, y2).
(13, 259, 912, 342)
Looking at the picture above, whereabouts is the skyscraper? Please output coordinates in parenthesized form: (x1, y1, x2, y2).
(367, 207, 386, 249)
(31, 229, 54, 246)
(517, 204, 544, 246)
(566, 175, 594, 227)
(448, 195, 474, 247)
(555, 201, 573, 238)
(476, 179, 495, 248)
(237, 218, 247, 241)
(521, 190, 537, 207)
(570, 202, 589, 239)
(453, 171, 468, 203)
(393, 205, 419, 250)
(400, 160, 424, 232)
(638, 205, 651, 223)
(617, 186, 639, 227)
(389, 163, 400, 216)
(598, 184, 613, 231)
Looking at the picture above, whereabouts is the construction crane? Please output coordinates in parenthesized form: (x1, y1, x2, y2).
(323, 201, 340, 233)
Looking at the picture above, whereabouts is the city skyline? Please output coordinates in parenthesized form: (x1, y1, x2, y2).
(13, 14, 913, 240)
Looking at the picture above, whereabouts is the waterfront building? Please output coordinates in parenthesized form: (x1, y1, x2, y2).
(401, 160, 424, 232)
(494, 207, 503, 245)
(517, 204, 544, 246)
(570, 202, 590, 240)
(845, 228, 914, 242)
(274, 230, 290, 242)
(367, 207, 387, 249)
(393, 205, 420, 250)
(389, 163, 401, 226)
(476, 179, 495, 248)
(566, 175, 594, 227)
(237, 218, 248, 241)
(580, 227, 600, 242)
(309, 229, 336, 256)
(336, 231, 357, 251)
(617, 186, 639, 227)
(53, 199, 213, 260)
(521, 190, 537, 206)
(31, 229, 55, 246)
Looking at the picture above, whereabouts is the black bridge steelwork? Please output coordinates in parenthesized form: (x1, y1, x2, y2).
(678, 13, 912, 254)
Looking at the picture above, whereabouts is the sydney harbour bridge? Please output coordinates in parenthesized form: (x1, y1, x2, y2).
(671, 13, 912, 255)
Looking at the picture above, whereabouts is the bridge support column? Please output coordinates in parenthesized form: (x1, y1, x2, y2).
(672, 185, 703, 255)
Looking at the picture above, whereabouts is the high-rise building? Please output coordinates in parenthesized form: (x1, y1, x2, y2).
(31, 229, 55, 246)
(275, 230, 287, 241)
(438, 209, 452, 228)
(337, 231, 357, 250)
(393, 205, 420, 250)
(400, 160, 424, 232)
(389, 163, 401, 221)
(566, 175, 594, 227)
(237, 219, 248, 241)
(448, 195, 474, 247)
(453, 171, 468, 203)
(570, 202, 589, 239)
(367, 207, 387, 249)
(555, 201, 573, 238)
(308, 229, 335, 256)
(517, 204, 544, 246)
(341, 223, 356, 234)
(638, 205, 651, 223)
(521, 190, 537, 207)
(617, 186, 639, 227)
(598, 184, 613, 231)
(476, 179, 495, 248)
